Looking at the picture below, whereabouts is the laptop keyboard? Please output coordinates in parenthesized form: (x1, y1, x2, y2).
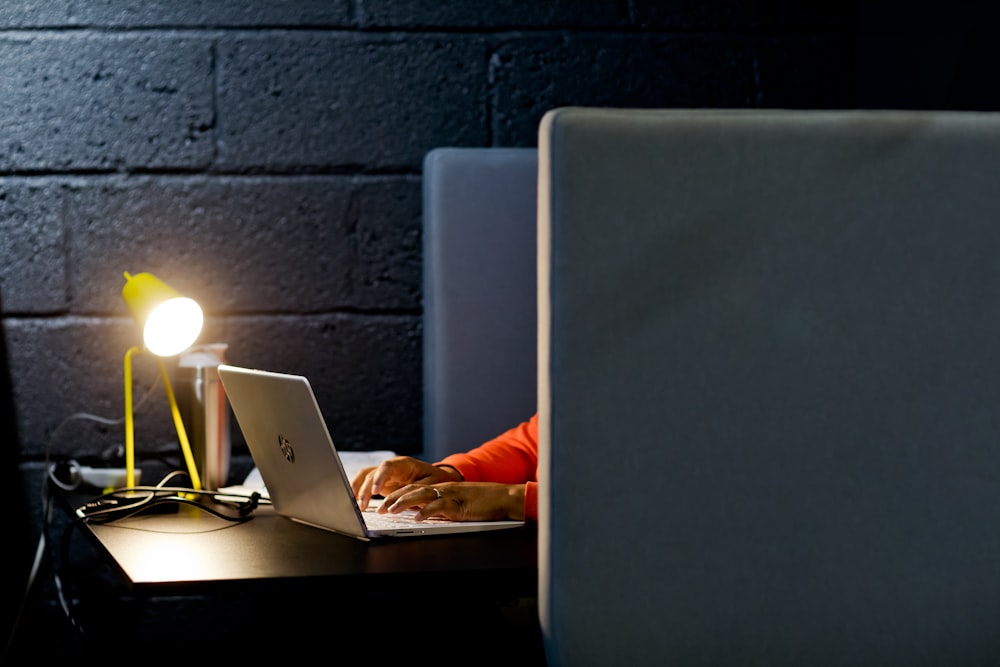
(361, 507, 454, 530)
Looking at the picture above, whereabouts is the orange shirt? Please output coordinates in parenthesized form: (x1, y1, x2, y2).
(435, 413, 539, 521)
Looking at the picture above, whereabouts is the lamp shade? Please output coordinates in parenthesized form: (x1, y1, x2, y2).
(122, 271, 203, 357)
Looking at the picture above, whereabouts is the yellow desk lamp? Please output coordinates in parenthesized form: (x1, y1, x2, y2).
(121, 271, 204, 490)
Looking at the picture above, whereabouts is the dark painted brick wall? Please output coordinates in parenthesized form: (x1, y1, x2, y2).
(1, 1, 856, 463)
(0, 0, 877, 656)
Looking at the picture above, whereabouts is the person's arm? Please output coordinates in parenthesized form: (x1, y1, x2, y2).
(434, 414, 539, 520)
(379, 480, 528, 521)
(523, 481, 538, 522)
(361, 414, 541, 522)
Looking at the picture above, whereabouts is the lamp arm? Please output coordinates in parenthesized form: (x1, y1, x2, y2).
(124, 346, 140, 488)
(158, 358, 203, 491)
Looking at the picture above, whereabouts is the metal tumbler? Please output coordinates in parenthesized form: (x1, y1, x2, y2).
(176, 343, 231, 490)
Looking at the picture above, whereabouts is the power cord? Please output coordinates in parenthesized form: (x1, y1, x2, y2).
(4, 375, 177, 664)
(52, 469, 264, 643)
(73, 472, 263, 524)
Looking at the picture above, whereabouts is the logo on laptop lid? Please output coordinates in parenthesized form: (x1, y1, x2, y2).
(277, 435, 295, 462)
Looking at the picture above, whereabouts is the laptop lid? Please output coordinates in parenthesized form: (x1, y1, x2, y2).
(217, 364, 524, 540)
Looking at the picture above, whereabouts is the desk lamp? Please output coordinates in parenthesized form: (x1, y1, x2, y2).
(121, 271, 204, 490)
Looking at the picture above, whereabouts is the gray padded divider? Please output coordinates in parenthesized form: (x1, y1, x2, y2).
(538, 107, 1000, 666)
(422, 147, 538, 461)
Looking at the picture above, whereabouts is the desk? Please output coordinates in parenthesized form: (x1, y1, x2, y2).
(53, 489, 541, 661)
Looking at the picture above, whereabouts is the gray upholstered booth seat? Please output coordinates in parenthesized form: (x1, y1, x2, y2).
(537, 107, 1000, 665)
(422, 147, 538, 462)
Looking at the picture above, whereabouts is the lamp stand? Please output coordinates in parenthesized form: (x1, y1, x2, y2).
(124, 345, 203, 490)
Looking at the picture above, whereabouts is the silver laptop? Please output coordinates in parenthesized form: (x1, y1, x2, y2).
(217, 364, 525, 540)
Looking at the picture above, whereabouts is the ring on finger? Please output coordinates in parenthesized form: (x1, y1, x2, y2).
(432, 487, 442, 500)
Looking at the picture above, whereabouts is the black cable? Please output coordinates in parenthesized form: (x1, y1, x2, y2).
(76, 486, 260, 523)
(3, 377, 167, 662)
(74, 477, 265, 521)
(9, 377, 235, 661)
(0, 477, 55, 666)
(50, 478, 263, 648)
(79, 493, 259, 524)
(55, 518, 86, 638)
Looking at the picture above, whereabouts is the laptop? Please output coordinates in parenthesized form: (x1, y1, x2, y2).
(217, 364, 525, 540)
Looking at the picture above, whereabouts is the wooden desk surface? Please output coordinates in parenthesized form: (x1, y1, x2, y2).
(71, 498, 538, 597)
(50, 487, 543, 661)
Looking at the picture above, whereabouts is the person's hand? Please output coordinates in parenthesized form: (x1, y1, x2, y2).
(378, 481, 525, 522)
(351, 456, 462, 511)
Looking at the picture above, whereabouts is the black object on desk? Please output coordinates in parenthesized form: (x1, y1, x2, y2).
(53, 488, 540, 661)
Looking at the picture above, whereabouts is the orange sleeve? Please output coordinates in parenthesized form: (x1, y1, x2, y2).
(523, 481, 538, 522)
(435, 413, 539, 521)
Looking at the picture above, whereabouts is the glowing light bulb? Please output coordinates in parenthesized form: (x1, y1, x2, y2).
(142, 296, 204, 356)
